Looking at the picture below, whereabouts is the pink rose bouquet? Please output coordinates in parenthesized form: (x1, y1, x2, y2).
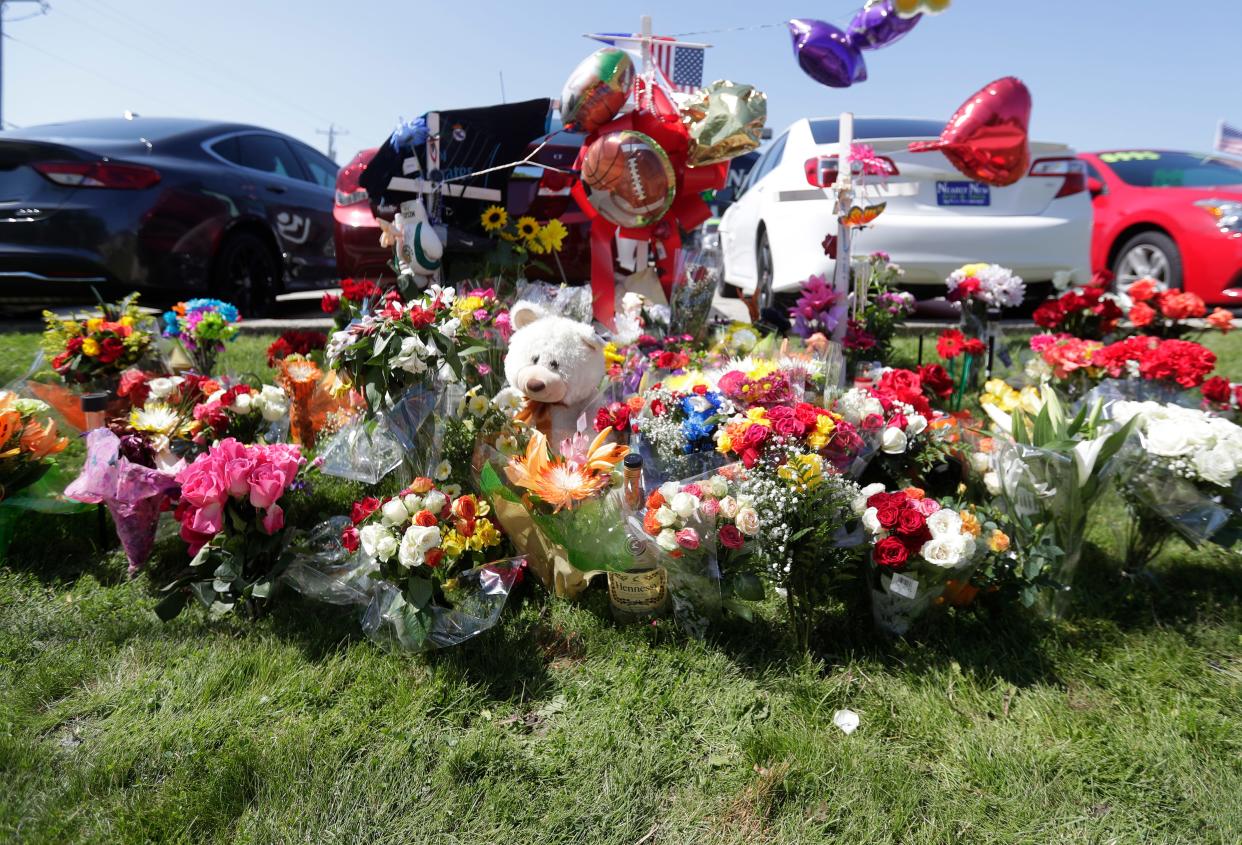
(157, 439, 305, 620)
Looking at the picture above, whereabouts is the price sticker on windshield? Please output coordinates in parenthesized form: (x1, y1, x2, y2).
(1099, 151, 1161, 164)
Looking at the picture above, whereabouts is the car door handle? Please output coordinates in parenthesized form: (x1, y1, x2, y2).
(267, 185, 287, 194)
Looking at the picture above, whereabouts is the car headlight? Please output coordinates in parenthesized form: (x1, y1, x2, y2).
(1195, 199, 1242, 234)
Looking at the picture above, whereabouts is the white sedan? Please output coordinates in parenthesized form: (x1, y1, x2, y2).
(718, 117, 1092, 307)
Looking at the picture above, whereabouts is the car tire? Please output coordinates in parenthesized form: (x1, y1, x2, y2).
(212, 232, 279, 317)
(755, 229, 776, 313)
(1112, 231, 1182, 290)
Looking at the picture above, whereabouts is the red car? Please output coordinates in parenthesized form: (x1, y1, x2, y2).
(1079, 150, 1242, 305)
(333, 147, 394, 280)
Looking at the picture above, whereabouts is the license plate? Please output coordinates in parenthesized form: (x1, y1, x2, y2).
(936, 181, 990, 206)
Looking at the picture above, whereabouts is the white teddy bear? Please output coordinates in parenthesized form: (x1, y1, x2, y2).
(504, 301, 605, 444)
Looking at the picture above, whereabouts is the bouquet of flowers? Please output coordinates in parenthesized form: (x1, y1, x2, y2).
(0, 391, 68, 501)
(266, 330, 327, 367)
(857, 485, 1000, 635)
(191, 382, 289, 445)
(833, 383, 949, 487)
(437, 385, 530, 492)
(477, 205, 570, 283)
(1201, 376, 1242, 419)
(842, 253, 915, 368)
(727, 445, 861, 650)
(66, 428, 180, 576)
(157, 439, 304, 619)
(41, 294, 156, 386)
(1026, 334, 1106, 395)
(162, 298, 242, 374)
(982, 386, 1136, 614)
(633, 381, 732, 485)
(1092, 336, 1217, 392)
(935, 329, 987, 408)
(1032, 284, 1124, 340)
(480, 427, 631, 578)
(1122, 278, 1234, 339)
(1106, 400, 1242, 567)
(321, 278, 386, 329)
(788, 274, 847, 341)
(325, 286, 485, 417)
(946, 263, 1026, 310)
(714, 400, 862, 472)
(670, 248, 722, 339)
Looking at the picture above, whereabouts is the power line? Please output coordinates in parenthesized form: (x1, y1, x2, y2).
(70, 0, 337, 126)
(3, 32, 183, 112)
(0, 0, 48, 126)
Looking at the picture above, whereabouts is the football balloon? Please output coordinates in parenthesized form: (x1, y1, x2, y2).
(581, 130, 675, 228)
(561, 49, 635, 135)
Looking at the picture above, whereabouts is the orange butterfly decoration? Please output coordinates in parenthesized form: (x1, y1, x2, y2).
(840, 202, 886, 228)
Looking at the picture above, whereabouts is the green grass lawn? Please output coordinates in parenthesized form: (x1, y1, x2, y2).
(1, 330, 1240, 844)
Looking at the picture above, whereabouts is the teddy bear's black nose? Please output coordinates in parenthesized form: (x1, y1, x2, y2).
(526, 378, 546, 392)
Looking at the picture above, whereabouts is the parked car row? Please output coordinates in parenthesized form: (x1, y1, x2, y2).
(0, 112, 1238, 312)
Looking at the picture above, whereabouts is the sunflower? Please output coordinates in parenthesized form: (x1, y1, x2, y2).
(538, 218, 568, 253)
(480, 205, 508, 233)
(515, 216, 540, 242)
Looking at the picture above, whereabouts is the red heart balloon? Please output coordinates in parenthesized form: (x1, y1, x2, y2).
(909, 76, 1031, 187)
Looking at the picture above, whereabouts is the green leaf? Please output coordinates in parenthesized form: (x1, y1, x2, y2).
(190, 581, 218, 608)
(154, 590, 190, 622)
(406, 575, 433, 610)
(729, 572, 765, 602)
(252, 580, 273, 599)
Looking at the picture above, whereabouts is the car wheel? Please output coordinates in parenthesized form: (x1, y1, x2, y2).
(755, 229, 776, 313)
(1113, 231, 1182, 290)
(212, 232, 279, 317)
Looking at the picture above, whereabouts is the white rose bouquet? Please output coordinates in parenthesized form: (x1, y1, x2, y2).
(1107, 400, 1242, 568)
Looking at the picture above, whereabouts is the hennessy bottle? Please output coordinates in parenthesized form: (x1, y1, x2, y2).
(609, 453, 669, 623)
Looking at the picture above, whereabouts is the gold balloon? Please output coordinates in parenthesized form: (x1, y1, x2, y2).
(682, 80, 768, 168)
(893, 0, 951, 19)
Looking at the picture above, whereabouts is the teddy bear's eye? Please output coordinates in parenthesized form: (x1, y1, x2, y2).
(531, 354, 539, 364)
(549, 361, 559, 371)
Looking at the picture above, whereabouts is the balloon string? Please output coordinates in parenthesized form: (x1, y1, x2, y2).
(437, 134, 578, 185)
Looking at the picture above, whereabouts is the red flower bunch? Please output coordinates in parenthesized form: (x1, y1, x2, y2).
(340, 278, 382, 303)
(864, 489, 934, 570)
(936, 329, 986, 361)
(1032, 286, 1124, 339)
(266, 330, 327, 367)
(1201, 376, 1241, 411)
(874, 368, 933, 417)
(1093, 336, 1217, 388)
(717, 368, 796, 409)
(593, 401, 632, 434)
(843, 319, 878, 352)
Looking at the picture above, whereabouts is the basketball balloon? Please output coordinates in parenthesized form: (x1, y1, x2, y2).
(581, 130, 675, 228)
(561, 49, 634, 135)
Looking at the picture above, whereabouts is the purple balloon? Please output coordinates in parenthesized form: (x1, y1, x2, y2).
(847, 0, 921, 51)
(789, 19, 867, 89)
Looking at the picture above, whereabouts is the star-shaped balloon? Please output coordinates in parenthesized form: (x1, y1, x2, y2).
(893, 0, 950, 18)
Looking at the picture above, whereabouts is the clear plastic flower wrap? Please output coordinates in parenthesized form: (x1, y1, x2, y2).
(669, 247, 720, 340)
(514, 279, 593, 323)
(282, 516, 524, 653)
(317, 418, 403, 484)
(634, 432, 728, 495)
(383, 383, 448, 480)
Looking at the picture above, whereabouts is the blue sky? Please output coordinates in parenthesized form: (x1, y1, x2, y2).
(4, 0, 1238, 159)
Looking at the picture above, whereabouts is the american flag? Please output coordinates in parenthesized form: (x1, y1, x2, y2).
(1216, 122, 1242, 157)
(589, 33, 705, 94)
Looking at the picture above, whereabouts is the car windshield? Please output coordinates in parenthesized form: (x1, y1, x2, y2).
(1100, 151, 1242, 188)
(810, 118, 943, 144)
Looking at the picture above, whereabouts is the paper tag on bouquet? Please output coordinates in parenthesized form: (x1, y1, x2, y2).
(889, 573, 919, 600)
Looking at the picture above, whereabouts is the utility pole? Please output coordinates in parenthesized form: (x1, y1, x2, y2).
(316, 123, 347, 162)
(0, 0, 48, 129)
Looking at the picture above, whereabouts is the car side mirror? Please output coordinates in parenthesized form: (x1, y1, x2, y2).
(1088, 176, 1105, 197)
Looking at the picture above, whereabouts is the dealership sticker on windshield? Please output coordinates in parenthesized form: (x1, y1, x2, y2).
(936, 181, 990, 206)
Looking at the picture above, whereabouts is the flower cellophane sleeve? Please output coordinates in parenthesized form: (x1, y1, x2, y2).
(64, 428, 179, 575)
(282, 516, 525, 653)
